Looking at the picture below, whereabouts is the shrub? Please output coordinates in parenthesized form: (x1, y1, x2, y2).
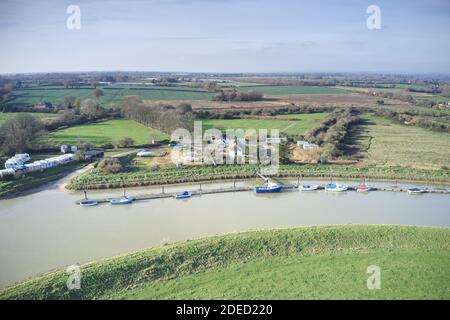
(97, 157, 123, 173)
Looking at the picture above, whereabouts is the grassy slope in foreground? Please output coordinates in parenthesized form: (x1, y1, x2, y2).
(1, 225, 449, 300)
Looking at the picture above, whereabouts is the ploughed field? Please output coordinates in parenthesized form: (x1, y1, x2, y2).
(1, 225, 448, 300)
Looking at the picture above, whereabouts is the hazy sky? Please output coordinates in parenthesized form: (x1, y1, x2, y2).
(0, 0, 449, 74)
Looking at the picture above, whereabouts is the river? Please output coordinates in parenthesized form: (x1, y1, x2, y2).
(0, 179, 449, 288)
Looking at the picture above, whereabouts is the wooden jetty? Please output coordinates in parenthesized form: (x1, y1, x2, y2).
(76, 183, 449, 205)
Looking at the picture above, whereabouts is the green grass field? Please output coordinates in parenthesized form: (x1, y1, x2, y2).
(6, 86, 214, 107)
(202, 113, 328, 136)
(1, 225, 448, 300)
(239, 85, 349, 96)
(352, 114, 450, 169)
(0, 112, 59, 125)
(37, 119, 169, 146)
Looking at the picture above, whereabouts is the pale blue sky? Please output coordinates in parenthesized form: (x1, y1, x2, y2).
(0, 0, 449, 74)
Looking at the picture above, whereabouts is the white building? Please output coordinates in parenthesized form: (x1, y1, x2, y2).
(297, 140, 319, 150)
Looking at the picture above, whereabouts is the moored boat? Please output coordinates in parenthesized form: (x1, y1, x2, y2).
(298, 184, 320, 191)
(79, 200, 98, 207)
(356, 184, 371, 192)
(110, 196, 134, 205)
(175, 191, 191, 199)
(325, 183, 348, 192)
(407, 188, 425, 194)
(254, 181, 282, 193)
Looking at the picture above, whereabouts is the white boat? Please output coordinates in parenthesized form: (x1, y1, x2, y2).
(298, 184, 320, 191)
(325, 183, 348, 192)
(407, 188, 425, 194)
(110, 197, 134, 205)
(79, 200, 98, 207)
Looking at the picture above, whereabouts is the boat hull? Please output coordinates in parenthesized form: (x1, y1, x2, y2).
(175, 193, 191, 199)
(325, 184, 348, 192)
(299, 185, 320, 191)
(79, 201, 98, 207)
(254, 186, 282, 193)
(407, 189, 425, 194)
(110, 198, 134, 205)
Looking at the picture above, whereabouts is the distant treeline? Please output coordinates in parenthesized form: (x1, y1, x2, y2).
(194, 105, 332, 119)
(304, 109, 361, 159)
(120, 96, 194, 134)
(213, 89, 263, 102)
(374, 109, 450, 133)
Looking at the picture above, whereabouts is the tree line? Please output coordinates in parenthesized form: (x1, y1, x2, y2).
(303, 109, 361, 160)
(120, 96, 194, 134)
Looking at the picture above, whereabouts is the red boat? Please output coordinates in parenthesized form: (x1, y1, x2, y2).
(356, 184, 371, 192)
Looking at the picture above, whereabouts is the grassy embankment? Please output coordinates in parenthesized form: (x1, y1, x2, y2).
(0, 162, 85, 198)
(1, 225, 448, 300)
(36, 119, 169, 147)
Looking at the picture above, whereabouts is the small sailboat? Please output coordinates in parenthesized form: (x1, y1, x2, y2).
(407, 188, 425, 194)
(254, 180, 282, 193)
(175, 191, 191, 199)
(356, 184, 371, 192)
(325, 183, 348, 192)
(298, 184, 320, 191)
(110, 196, 134, 205)
(79, 200, 98, 207)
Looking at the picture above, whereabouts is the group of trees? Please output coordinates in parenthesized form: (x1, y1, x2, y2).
(194, 105, 331, 120)
(304, 109, 361, 160)
(97, 157, 123, 173)
(213, 89, 263, 102)
(120, 96, 194, 134)
(375, 109, 450, 133)
(0, 114, 45, 155)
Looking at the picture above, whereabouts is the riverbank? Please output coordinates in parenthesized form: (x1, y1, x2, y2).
(1, 225, 448, 300)
(0, 162, 87, 200)
(67, 163, 450, 190)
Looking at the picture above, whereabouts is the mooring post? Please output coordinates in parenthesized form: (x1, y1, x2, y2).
(199, 183, 202, 191)
(162, 186, 165, 194)
(233, 179, 236, 189)
(84, 190, 87, 200)
(297, 176, 300, 187)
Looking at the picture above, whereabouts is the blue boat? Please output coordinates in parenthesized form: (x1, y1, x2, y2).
(110, 196, 134, 205)
(254, 181, 282, 193)
(175, 191, 191, 199)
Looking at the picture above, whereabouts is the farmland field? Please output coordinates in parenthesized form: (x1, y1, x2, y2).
(239, 85, 349, 96)
(37, 119, 168, 146)
(0, 112, 59, 125)
(202, 113, 328, 136)
(351, 114, 450, 169)
(6, 86, 214, 107)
